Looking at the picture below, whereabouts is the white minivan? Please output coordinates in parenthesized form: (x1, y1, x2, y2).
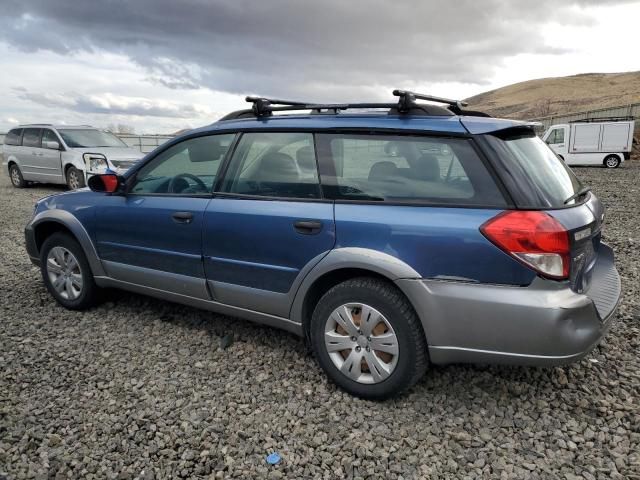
(1, 124, 144, 189)
(542, 118, 634, 168)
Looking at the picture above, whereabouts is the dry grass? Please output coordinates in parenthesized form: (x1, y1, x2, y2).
(465, 71, 640, 120)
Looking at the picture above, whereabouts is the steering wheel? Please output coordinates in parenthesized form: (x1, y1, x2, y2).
(168, 173, 208, 194)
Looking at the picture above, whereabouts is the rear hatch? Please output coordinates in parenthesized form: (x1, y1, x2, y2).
(480, 128, 606, 293)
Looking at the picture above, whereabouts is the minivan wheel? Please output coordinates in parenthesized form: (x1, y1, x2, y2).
(66, 166, 86, 190)
(9, 164, 26, 188)
(604, 155, 620, 168)
(40, 232, 99, 310)
(310, 277, 428, 400)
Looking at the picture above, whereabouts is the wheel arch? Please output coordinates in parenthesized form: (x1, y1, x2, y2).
(290, 248, 422, 344)
(31, 211, 105, 277)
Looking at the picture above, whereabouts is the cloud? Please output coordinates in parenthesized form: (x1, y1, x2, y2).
(0, 0, 633, 101)
(14, 88, 209, 118)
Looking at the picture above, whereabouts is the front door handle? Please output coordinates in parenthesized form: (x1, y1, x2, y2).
(294, 220, 323, 235)
(172, 211, 193, 224)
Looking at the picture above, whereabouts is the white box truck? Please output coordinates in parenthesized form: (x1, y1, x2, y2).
(542, 117, 634, 168)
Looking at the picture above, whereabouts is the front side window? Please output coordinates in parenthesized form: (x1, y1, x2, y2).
(58, 129, 127, 148)
(131, 134, 234, 195)
(546, 128, 564, 145)
(41, 129, 60, 146)
(221, 132, 320, 199)
(4, 128, 22, 146)
(315, 134, 506, 205)
(22, 128, 42, 148)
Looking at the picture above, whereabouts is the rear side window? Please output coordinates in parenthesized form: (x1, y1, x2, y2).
(221, 132, 320, 199)
(486, 131, 583, 208)
(4, 128, 23, 146)
(22, 128, 42, 148)
(315, 134, 507, 206)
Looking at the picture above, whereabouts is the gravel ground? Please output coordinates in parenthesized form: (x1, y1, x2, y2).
(1, 163, 639, 480)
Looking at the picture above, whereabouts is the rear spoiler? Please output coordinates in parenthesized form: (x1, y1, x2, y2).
(460, 117, 542, 135)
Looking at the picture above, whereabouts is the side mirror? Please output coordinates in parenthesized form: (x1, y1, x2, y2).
(43, 141, 60, 150)
(87, 173, 121, 193)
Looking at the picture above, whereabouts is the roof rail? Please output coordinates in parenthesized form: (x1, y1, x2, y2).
(569, 116, 634, 124)
(19, 123, 53, 126)
(217, 90, 486, 121)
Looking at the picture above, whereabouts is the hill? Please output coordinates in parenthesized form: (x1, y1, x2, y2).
(465, 71, 640, 120)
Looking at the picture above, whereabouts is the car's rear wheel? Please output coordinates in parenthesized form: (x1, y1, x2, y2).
(604, 155, 620, 168)
(9, 164, 26, 188)
(40, 233, 99, 310)
(66, 166, 85, 190)
(310, 277, 428, 400)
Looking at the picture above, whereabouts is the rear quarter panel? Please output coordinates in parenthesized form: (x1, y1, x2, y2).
(334, 204, 536, 285)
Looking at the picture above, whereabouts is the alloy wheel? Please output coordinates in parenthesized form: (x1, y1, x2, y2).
(46, 246, 83, 300)
(324, 303, 399, 384)
(10, 167, 20, 186)
(68, 170, 80, 189)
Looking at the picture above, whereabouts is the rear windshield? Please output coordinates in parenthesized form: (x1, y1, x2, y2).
(315, 134, 507, 206)
(486, 131, 584, 208)
(58, 129, 127, 148)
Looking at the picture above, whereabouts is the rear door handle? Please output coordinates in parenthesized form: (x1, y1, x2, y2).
(172, 211, 194, 224)
(294, 220, 323, 235)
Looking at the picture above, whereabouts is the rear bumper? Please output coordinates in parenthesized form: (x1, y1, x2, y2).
(397, 243, 621, 366)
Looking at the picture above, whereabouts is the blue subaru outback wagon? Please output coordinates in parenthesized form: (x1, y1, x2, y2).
(24, 91, 621, 399)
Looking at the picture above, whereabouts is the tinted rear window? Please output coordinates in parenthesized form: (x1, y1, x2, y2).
(315, 134, 507, 206)
(4, 128, 22, 146)
(486, 131, 583, 208)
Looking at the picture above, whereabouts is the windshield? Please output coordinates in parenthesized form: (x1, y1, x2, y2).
(58, 129, 127, 148)
(488, 132, 584, 208)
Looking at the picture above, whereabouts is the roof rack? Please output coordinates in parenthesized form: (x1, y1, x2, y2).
(569, 116, 634, 124)
(218, 90, 487, 121)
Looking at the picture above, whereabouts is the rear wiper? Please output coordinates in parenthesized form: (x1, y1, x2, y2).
(563, 186, 591, 205)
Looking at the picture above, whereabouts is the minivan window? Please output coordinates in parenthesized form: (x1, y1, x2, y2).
(487, 132, 583, 208)
(58, 129, 127, 148)
(41, 129, 60, 146)
(4, 128, 22, 146)
(22, 128, 42, 148)
(221, 132, 320, 199)
(315, 134, 507, 206)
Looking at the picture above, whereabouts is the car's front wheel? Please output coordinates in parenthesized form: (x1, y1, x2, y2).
(40, 233, 99, 310)
(9, 164, 27, 188)
(66, 166, 86, 190)
(310, 277, 428, 400)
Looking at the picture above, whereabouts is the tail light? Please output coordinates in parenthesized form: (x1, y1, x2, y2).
(480, 211, 570, 280)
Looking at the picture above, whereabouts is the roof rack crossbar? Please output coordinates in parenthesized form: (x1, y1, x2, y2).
(228, 90, 481, 121)
(392, 90, 468, 113)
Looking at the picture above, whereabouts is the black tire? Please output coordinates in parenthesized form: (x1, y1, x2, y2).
(603, 155, 620, 168)
(9, 164, 27, 188)
(66, 166, 86, 190)
(40, 232, 99, 310)
(310, 277, 428, 400)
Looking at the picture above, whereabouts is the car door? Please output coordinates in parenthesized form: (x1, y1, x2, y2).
(93, 133, 235, 299)
(19, 128, 43, 180)
(203, 132, 336, 317)
(38, 129, 64, 183)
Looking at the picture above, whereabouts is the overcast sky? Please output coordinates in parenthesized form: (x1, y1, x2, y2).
(0, 0, 639, 134)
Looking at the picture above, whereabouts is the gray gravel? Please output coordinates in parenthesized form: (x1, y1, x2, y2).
(1, 162, 639, 480)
